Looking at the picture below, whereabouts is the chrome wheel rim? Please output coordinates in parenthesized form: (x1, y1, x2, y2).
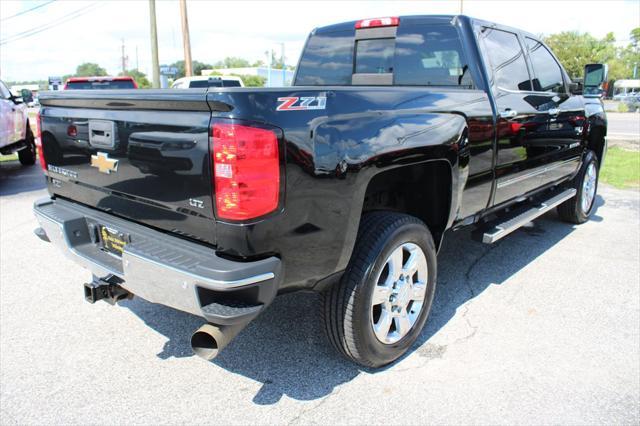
(371, 242, 428, 344)
(581, 162, 597, 213)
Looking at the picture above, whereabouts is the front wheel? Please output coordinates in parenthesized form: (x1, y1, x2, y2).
(18, 126, 36, 166)
(557, 151, 599, 224)
(322, 212, 437, 367)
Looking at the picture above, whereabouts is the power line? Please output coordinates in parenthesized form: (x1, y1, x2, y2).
(1, 0, 57, 22)
(0, 3, 101, 45)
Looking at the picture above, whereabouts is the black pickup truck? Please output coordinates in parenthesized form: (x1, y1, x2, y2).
(34, 15, 608, 367)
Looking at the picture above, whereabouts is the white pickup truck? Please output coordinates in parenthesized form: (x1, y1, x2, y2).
(0, 80, 36, 166)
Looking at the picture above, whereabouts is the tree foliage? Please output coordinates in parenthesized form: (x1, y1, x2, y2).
(74, 62, 108, 77)
(544, 29, 640, 81)
(237, 74, 266, 87)
(167, 60, 214, 78)
(213, 57, 251, 69)
(119, 69, 151, 88)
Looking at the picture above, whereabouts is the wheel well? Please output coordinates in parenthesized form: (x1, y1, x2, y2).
(588, 125, 606, 168)
(362, 161, 452, 248)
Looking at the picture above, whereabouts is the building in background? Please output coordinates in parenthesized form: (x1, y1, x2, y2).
(202, 67, 294, 87)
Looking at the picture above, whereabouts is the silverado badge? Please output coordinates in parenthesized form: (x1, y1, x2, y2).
(91, 152, 118, 174)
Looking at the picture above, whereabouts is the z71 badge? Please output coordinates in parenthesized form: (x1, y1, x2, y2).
(277, 96, 326, 111)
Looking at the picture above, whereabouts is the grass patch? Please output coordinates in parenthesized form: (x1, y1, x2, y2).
(600, 146, 640, 189)
(0, 154, 18, 162)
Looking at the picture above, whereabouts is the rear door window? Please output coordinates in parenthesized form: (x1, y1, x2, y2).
(479, 28, 531, 91)
(394, 24, 472, 87)
(526, 37, 565, 93)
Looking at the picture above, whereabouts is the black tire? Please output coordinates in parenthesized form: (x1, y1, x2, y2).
(18, 126, 36, 166)
(322, 211, 437, 367)
(557, 150, 599, 224)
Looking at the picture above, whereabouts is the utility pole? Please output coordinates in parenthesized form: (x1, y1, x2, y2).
(135, 45, 139, 71)
(266, 49, 272, 87)
(179, 0, 193, 77)
(121, 39, 127, 74)
(149, 0, 160, 88)
(281, 42, 286, 86)
(459, 0, 463, 14)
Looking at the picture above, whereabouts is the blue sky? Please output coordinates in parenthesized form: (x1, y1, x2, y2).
(1, 0, 639, 81)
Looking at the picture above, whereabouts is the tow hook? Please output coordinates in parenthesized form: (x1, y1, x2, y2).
(84, 275, 132, 305)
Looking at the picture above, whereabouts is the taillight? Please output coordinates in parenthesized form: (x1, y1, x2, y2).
(35, 111, 47, 171)
(67, 125, 77, 137)
(355, 17, 399, 29)
(211, 123, 280, 221)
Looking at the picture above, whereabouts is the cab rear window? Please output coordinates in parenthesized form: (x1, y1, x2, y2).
(294, 24, 472, 88)
(65, 80, 136, 90)
(394, 24, 471, 87)
(355, 38, 395, 74)
(295, 30, 354, 85)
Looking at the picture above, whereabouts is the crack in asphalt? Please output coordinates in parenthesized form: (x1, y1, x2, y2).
(287, 384, 344, 425)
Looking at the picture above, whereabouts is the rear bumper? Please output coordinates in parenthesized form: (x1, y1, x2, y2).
(33, 197, 281, 324)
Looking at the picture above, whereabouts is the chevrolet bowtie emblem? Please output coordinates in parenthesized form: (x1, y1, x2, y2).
(91, 152, 118, 174)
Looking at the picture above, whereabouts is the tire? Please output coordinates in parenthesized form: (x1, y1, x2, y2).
(322, 211, 437, 367)
(18, 126, 36, 166)
(557, 150, 599, 224)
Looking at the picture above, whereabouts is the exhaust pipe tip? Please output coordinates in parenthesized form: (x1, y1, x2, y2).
(191, 325, 220, 360)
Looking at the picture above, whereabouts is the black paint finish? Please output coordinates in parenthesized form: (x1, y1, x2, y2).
(37, 15, 607, 293)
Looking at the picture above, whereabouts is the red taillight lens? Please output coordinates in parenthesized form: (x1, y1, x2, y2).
(355, 16, 399, 29)
(211, 123, 280, 221)
(67, 125, 77, 137)
(35, 111, 47, 171)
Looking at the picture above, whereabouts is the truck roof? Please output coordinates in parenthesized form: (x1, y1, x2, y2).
(313, 15, 540, 40)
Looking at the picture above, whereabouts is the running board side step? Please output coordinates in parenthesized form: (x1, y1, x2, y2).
(482, 188, 577, 244)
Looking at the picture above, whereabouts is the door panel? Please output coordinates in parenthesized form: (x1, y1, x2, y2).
(477, 26, 552, 205)
(524, 37, 585, 186)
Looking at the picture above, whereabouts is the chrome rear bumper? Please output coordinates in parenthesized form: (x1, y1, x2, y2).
(33, 197, 281, 322)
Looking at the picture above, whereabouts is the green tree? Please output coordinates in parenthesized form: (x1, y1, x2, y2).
(167, 60, 213, 79)
(630, 27, 640, 50)
(74, 62, 107, 77)
(119, 69, 151, 88)
(213, 57, 251, 69)
(543, 31, 639, 81)
(235, 74, 266, 87)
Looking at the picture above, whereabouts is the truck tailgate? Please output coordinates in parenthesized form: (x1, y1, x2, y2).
(38, 90, 216, 245)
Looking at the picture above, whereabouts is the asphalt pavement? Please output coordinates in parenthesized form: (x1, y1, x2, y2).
(1, 161, 639, 425)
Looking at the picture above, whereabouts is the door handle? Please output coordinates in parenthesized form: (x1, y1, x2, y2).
(548, 108, 560, 116)
(499, 109, 517, 119)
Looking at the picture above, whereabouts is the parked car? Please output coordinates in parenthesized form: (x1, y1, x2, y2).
(34, 15, 607, 367)
(623, 94, 640, 112)
(0, 80, 36, 165)
(171, 75, 244, 88)
(63, 76, 138, 90)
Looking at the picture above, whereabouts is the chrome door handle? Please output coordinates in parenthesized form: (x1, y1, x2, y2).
(499, 109, 517, 119)
(548, 108, 560, 116)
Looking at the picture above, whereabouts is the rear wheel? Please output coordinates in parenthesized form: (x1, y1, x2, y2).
(557, 151, 599, 224)
(18, 126, 36, 166)
(322, 212, 437, 367)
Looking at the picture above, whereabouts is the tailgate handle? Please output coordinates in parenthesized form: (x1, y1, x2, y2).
(88, 120, 116, 148)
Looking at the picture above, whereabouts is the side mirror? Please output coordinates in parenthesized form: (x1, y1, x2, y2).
(583, 63, 608, 97)
(20, 89, 34, 103)
(11, 96, 23, 105)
